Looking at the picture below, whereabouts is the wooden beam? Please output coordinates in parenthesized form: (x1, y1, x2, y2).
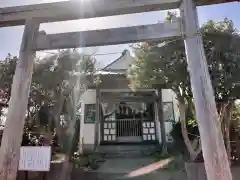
(100, 89, 156, 93)
(0, 0, 180, 27)
(101, 96, 158, 103)
(34, 21, 181, 50)
(181, 0, 232, 180)
(198, 0, 237, 6)
(0, 0, 238, 27)
(0, 19, 39, 180)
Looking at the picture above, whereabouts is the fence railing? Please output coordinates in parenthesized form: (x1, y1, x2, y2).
(116, 118, 142, 137)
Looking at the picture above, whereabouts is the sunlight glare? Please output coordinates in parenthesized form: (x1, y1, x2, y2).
(126, 158, 173, 178)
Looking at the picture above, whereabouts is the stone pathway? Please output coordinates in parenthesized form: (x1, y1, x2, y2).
(97, 157, 186, 180)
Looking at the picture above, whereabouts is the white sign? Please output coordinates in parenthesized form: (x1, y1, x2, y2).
(18, 146, 51, 171)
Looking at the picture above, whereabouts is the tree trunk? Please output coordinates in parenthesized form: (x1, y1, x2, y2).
(179, 98, 201, 161)
(52, 90, 65, 147)
(60, 79, 83, 180)
(59, 102, 74, 180)
(218, 102, 232, 164)
(224, 102, 233, 164)
(94, 87, 100, 151)
(0, 20, 39, 180)
(158, 89, 167, 154)
(59, 155, 72, 180)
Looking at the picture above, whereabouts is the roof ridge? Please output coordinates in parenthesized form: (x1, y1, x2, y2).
(101, 49, 129, 71)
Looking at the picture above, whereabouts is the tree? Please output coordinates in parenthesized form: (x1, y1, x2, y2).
(202, 19, 240, 162)
(31, 50, 96, 180)
(0, 50, 96, 143)
(0, 54, 18, 113)
(128, 16, 240, 161)
(0, 49, 96, 179)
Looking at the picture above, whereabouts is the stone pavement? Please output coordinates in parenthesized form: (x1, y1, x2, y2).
(96, 157, 186, 180)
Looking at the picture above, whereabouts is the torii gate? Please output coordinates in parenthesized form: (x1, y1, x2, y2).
(0, 0, 236, 180)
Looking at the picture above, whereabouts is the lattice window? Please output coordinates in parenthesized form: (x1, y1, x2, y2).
(142, 121, 156, 141)
(103, 113, 116, 141)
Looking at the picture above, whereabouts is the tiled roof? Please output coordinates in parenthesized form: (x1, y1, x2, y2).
(101, 49, 133, 72)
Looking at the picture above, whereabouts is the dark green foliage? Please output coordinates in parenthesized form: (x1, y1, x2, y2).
(128, 17, 240, 161)
(232, 103, 240, 121)
(77, 55, 96, 73)
(128, 18, 240, 103)
(38, 105, 50, 126)
(72, 152, 102, 170)
(21, 126, 43, 146)
(0, 54, 17, 102)
(0, 49, 96, 155)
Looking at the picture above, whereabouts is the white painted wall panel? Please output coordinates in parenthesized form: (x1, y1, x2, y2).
(83, 124, 95, 144)
(80, 89, 96, 104)
(79, 89, 96, 151)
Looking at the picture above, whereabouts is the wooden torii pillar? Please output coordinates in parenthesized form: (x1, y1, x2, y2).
(181, 0, 232, 180)
(0, 19, 40, 180)
(0, 0, 235, 180)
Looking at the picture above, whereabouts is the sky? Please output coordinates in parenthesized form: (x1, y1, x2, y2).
(0, 0, 240, 68)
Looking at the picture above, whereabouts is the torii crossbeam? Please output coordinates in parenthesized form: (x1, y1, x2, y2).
(0, 0, 237, 27)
